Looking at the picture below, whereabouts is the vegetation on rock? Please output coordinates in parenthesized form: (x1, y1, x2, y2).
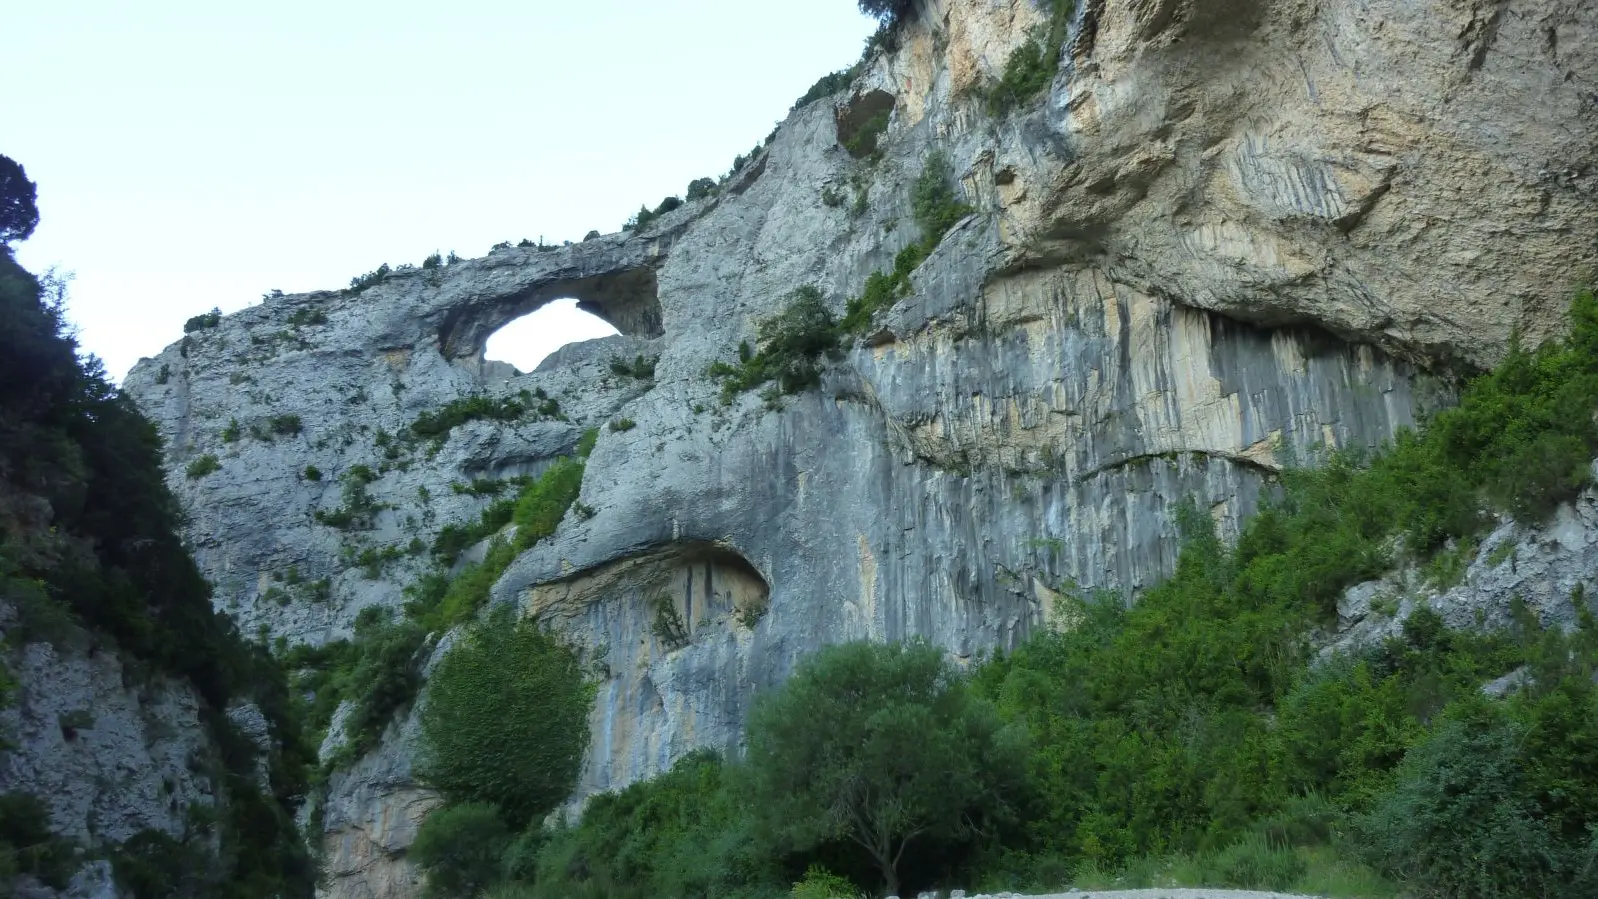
(447, 288, 1598, 899)
(980, 0, 1076, 116)
(0, 156, 312, 898)
(418, 606, 592, 827)
(713, 151, 972, 402)
(287, 430, 597, 773)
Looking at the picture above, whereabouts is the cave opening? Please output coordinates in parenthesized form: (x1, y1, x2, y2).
(483, 298, 621, 372)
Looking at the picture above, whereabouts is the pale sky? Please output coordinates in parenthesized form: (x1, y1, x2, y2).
(4, 1, 877, 378)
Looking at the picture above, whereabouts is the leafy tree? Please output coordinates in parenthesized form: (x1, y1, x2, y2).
(0, 154, 38, 245)
(744, 640, 1026, 896)
(409, 802, 512, 899)
(418, 605, 592, 828)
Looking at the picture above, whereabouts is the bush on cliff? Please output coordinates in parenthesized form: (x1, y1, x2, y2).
(418, 605, 592, 827)
(410, 802, 513, 899)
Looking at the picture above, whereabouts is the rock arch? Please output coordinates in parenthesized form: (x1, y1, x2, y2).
(436, 264, 663, 364)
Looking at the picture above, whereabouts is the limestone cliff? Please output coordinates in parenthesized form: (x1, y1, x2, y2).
(122, 0, 1597, 896)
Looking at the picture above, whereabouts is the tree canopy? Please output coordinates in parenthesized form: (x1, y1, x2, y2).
(0, 154, 38, 245)
(744, 640, 1027, 896)
(858, 0, 915, 25)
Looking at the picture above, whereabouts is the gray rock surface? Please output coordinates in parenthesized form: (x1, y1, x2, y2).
(0, 607, 219, 898)
(114, 0, 1598, 897)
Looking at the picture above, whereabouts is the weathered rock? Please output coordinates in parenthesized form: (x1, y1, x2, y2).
(117, 1, 1598, 897)
(0, 609, 219, 898)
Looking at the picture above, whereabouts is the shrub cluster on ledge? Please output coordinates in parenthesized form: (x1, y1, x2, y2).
(408, 389, 565, 443)
(981, 0, 1076, 116)
(711, 151, 972, 404)
(182, 307, 222, 333)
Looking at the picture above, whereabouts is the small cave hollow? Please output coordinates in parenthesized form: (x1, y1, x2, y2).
(644, 542, 772, 647)
(440, 265, 664, 368)
(835, 89, 897, 159)
(484, 298, 620, 373)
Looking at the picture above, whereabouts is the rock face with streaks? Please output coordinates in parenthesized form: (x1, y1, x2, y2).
(121, 0, 1598, 896)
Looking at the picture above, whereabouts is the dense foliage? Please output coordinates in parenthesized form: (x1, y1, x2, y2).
(0, 154, 38, 244)
(419, 606, 592, 827)
(856, 0, 915, 27)
(0, 166, 312, 898)
(745, 641, 1027, 896)
(409, 389, 564, 442)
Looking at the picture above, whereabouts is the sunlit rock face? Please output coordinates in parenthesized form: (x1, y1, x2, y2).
(123, 0, 1598, 896)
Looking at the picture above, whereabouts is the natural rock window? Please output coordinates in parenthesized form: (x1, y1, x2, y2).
(484, 298, 620, 372)
(438, 265, 664, 366)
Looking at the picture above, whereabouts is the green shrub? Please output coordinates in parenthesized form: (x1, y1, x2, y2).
(686, 178, 717, 201)
(608, 354, 658, 379)
(609, 417, 636, 433)
(268, 413, 302, 436)
(793, 69, 857, 112)
(1359, 701, 1567, 897)
(791, 864, 862, 898)
(346, 263, 392, 294)
(1195, 834, 1308, 891)
(530, 750, 777, 898)
(185, 454, 221, 479)
(499, 827, 546, 883)
(711, 286, 839, 400)
(511, 457, 585, 547)
(111, 828, 209, 899)
(303, 465, 322, 481)
(982, 1, 1074, 116)
(910, 150, 974, 239)
(286, 306, 328, 327)
(422, 252, 442, 269)
(857, 0, 914, 25)
(182, 307, 221, 333)
(418, 606, 592, 827)
(717, 153, 973, 402)
(411, 802, 512, 899)
(314, 465, 383, 530)
(410, 393, 550, 441)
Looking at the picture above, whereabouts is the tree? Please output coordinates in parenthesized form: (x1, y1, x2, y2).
(686, 177, 717, 201)
(0, 154, 39, 245)
(744, 640, 1026, 896)
(417, 605, 592, 828)
(408, 803, 511, 899)
(858, 0, 915, 26)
